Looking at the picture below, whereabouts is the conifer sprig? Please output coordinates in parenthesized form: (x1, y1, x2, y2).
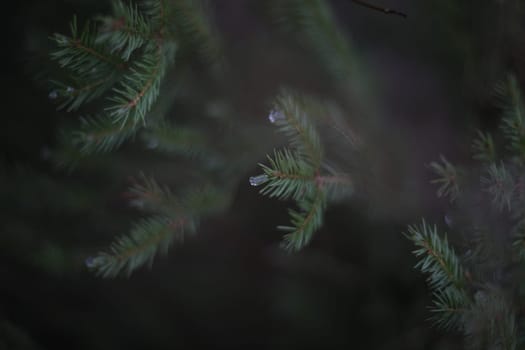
(96, 0, 152, 60)
(49, 0, 183, 161)
(250, 91, 352, 251)
(269, 0, 358, 82)
(169, 0, 223, 66)
(51, 16, 126, 76)
(481, 162, 515, 211)
(472, 130, 496, 163)
(497, 75, 525, 159)
(106, 45, 167, 126)
(405, 220, 468, 293)
(88, 180, 225, 277)
(86, 216, 188, 278)
(72, 115, 137, 154)
(405, 220, 470, 330)
(407, 74, 525, 347)
(279, 189, 326, 252)
(429, 155, 460, 202)
(270, 92, 323, 168)
(141, 120, 207, 157)
(259, 148, 316, 200)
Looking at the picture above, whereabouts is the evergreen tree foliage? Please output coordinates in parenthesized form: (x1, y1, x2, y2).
(47, 0, 229, 277)
(406, 74, 525, 349)
(250, 91, 352, 251)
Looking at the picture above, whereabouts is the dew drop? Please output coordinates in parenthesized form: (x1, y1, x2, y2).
(249, 174, 268, 186)
(268, 109, 284, 124)
(48, 90, 58, 100)
(85, 256, 96, 268)
(147, 139, 159, 149)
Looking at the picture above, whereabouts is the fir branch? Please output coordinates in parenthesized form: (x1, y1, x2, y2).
(278, 189, 326, 252)
(405, 220, 469, 299)
(72, 115, 137, 154)
(128, 174, 182, 216)
(129, 175, 225, 218)
(142, 0, 169, 32)
(258, 148, 316, 200)
(106, 44, 167, 126)
(86, 216, 188, 278)
(464, 288, 517, 350)
(88, 182, 226, 277)
(316, 172, 353, 201)
(142, 121, 207, 157)
(512, 222, 525, 261)
(96, 0, 152, 60)
(497, 75, 525, 159)
(405, 220, 472, 331)
(481, 162, 515, 211)
(269, 0, 358, 82)
(270, 91, 323, 168)
(51, 16, 126, 74)
(431, 288, 468, 330)
(50, 75, 117, 112)
(429, 155, 460, 202)
(169, 0, 223, 65)
(472, 130, 496, 163)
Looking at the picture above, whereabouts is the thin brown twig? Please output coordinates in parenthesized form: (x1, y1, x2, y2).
(351, 0, 407, 18)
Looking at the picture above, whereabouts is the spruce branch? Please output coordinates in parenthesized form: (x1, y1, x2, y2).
(128, 174, 181, 216)
(269, 0, 359, 82)
(405, 220, 468, 293)
(86, 216, 189, 278)
(141, 120, 207, 157)
(88, 182, 225, 278)
(251, 92, 352, 251)
(429, 155, 460, 202)
(270, 91, 323, 168)
(169, 0, 223, 66)
(481, 162, 515, 211)
(431, 288, 468, 330)
(106, 44, 167, 126)
(72, 115, 137, 154)
(472, 130, 496, 163)
(497, 75, 525, 159)
(96, 0, 152, 60)
(278, 189, 326, 252)
(405, 220, 471, 330)
(128, 175, 225, 219)
(258, 148, 316, 200)
(51, 16, 126, 74)
(50, 76, 117, 112)
(464, 288, 517, 350)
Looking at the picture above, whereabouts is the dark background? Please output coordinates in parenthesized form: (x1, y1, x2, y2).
(2, 0, 524, 349)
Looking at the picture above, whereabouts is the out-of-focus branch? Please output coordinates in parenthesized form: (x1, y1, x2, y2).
(351, 0, 407, 18)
